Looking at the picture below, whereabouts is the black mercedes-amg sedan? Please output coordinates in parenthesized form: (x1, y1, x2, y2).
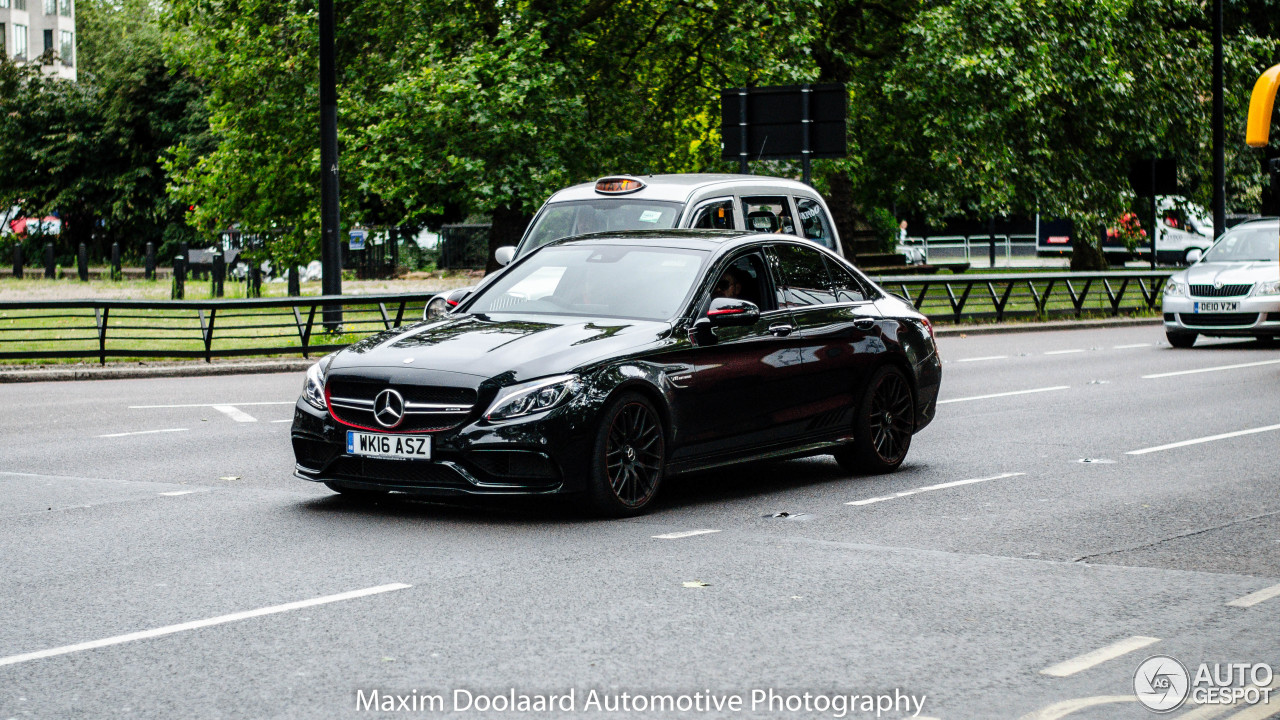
(291, 230, 941, 516)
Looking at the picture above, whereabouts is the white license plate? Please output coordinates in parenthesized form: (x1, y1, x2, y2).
(1194, 302, 1238, 312)
(346, 431, 431, 459)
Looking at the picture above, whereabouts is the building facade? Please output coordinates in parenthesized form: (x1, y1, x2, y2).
(0, 0, 76, 81)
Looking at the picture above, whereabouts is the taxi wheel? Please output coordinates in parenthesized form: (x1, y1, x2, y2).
(1166, 330, 1197, 348)
(834, 366, 913, 474)
(586, 392, 666, 517)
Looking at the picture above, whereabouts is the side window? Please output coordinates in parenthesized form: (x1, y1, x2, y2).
(710, 252, 773, 311)
(823, 257, 869, 303)
(795, 197, 836, 250)
(742, 196, 798, 235)
(689, 200, 735, 230)
(773, 244, 835, 308)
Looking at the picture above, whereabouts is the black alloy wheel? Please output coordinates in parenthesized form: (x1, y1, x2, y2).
(835, 365, 914, 474)
(588, 392, 666, 516)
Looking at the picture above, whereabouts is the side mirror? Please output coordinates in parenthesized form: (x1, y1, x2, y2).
(494, 246, 516, 266)
(705, 297, 760, 327)
(1186, 248, 1203, 264)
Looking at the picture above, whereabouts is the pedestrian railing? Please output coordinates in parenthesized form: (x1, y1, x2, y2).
(0, 293, 438, 364)
(903, 234, 1040, 264)
(870, 270, 1173, 323)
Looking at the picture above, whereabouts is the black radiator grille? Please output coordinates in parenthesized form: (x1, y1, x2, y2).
(1189, 284, 1252, 298)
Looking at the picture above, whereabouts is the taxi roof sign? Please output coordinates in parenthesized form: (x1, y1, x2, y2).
(1246, 63, 1280, 148)
(594, 177, 645, 195)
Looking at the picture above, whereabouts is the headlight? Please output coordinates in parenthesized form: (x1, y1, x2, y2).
(301, 353, 337, 410)
(485, 374, 581, 421)
(1164, 278, 1186, 297)
(1253, 280, 1280, 296)
(424, 295, 448, 321)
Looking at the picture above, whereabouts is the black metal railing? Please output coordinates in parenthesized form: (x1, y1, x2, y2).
(869, 270, 1173, 323)
(0, 293, 438, 364)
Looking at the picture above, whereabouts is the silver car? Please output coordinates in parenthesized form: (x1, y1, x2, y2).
(1162, 219, 1280, 347)
(426, 174, 844, 319)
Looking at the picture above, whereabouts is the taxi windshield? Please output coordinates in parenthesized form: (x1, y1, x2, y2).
(521, 200, 683, 253)
(1203, 226, 1280, 263)
(467, 244, 707, 321)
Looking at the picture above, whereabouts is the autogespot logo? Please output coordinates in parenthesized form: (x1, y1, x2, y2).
(1135, 655, 1191, 713)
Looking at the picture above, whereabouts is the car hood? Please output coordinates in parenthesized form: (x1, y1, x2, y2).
(328, 313, 672, 384)
(1180, 261, 1279, 286)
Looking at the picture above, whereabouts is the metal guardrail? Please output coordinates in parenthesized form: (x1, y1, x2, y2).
(870, 271, 1174, 323)
(0, 293, 439, 364)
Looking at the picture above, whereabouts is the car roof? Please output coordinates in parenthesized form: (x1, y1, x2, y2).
(545, 229, 839, 256)
(545, 174, 819, 204)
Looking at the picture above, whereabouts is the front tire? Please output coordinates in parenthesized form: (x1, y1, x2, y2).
(586, 392, 666, 517)
(1166, 330, 1197, 348)
(834, 366, 914, 474)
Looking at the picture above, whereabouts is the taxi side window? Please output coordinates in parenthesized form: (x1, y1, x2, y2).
(742, 196, 798, 235)
(795, 197, 836, 251)
(690, 200, 735, 230)
(823, 257, 870, 303)
(773, 244, 836, 307)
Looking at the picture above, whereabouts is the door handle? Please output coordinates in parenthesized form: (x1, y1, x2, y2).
(853, 318, 876, 330)
(769, 323, 794, 337)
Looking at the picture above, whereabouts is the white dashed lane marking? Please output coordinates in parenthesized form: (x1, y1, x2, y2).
(956, 355, 1009, 363)
(1126, 423, 1280, 455)
(937, 386, 1069, 405)
(1114, 343, 1151, 349)
(1227, 582, 1280, 608)
(128, 401, 295, 409)
(0, 583, 412, 668)
(847, 473, 1024, 506)
(1043, 349, 1084, 355)
(652, 529, 721, 540)
(211, 405, 258, 423)
(97, 428, 189, 438)
(1039, 636, 1160, 677)
(1142, 358, 1280, 379)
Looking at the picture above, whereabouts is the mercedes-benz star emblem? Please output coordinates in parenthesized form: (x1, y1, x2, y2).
(373, 389, 405, 428)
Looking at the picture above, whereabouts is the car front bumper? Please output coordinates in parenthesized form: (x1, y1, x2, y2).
(290, 397, 594, 497)
(1162, 295, 1280, 336)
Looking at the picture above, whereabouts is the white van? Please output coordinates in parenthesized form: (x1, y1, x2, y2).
(1105, 196, 1212, 265)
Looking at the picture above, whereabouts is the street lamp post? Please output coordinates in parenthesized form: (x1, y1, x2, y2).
(1212, 0, 1225, 239)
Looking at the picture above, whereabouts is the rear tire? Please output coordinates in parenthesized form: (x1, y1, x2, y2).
(586, 392, 666, 517)
(1166, 330, 1197, 348)
(833, 366, 914, 474)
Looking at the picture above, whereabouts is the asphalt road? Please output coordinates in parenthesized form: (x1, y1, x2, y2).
(1, 324, 1278, 720)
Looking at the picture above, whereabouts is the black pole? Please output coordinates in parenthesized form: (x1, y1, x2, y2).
(1212, 0, 1225, 239)
(288, 267, 301, 297)
(738, 88, 749, 175)
(801, 84, 812, 186)
(77, 243, 88, 281)
(213, 250, 225, 297)
(145, 242, 155, 280)
(12, 243, 22, 279)
(44, 242, 54, 278)
(110, 242, 121, 281)
(319, 0, 342, 328)
(988, 217, 996, 268)
(172, 255, 186, 299)
(1151, 161, 1158, 269)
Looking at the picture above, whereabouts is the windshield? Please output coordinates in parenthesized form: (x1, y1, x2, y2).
(1202, 226, 1280, 263)
(467, 245, 707, 321)
(521, 200, 683, 254)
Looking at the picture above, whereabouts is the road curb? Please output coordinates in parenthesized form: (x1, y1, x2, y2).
(0, 359, 314, 383)
(935, 317, 1162, 336)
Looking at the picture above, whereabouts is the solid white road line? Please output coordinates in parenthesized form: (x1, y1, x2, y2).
(1044, 349, 1084, 355)
(1039, 636, 1160, 678)
(270, 419, 293, 423)
(129, 401, 295, 409)
(937, 386, 1070, 405)
(1142, 358, 1280, 379)
(1114, 343, 1151, 349)
(0, 583, 412, 668)
(212, 405, 257, 423)
(1126, 423, 1280, 455)
(847, 472, 1024, 506)
(1227, 582, 1280, 608)
(158, 490, 203, 497)
(97, 428, 189, 438)
(652, 529, 721, 540)
(955, 355, 1009, 362)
